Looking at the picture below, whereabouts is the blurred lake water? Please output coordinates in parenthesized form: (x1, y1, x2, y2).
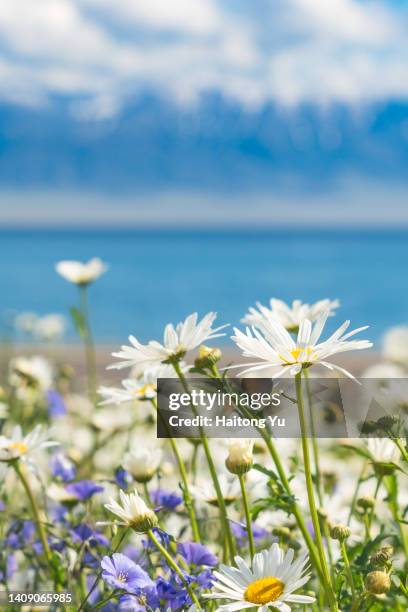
(1, 228, 407, 346)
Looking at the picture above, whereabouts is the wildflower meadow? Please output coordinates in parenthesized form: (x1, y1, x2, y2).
(2, 258, 408, 611)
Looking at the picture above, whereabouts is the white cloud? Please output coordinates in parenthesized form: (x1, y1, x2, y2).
(0, 0, 407, 113)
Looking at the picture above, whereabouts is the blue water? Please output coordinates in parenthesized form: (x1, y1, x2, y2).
(1, 228, 407, 347)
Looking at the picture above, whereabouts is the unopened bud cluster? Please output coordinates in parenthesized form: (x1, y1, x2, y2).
(194, 345, 222, 369)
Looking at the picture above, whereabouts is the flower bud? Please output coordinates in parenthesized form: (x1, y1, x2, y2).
(377, 415, 398, 431)
(330, 524, 351, 542)
(373, 461, 396, 477)
(357, 496, 376, 511)
(370, 545, 394, 567)
(225, 440, 254, 475)
(364, 571, 391, 595)
(194, 345, 222, 369)
(272, 526, 291, 540)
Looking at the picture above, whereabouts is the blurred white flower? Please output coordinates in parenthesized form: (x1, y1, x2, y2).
(366, 438, 399, 465)
(204, 542, 315, 610)
(191, 474, 240, 506)
(9, 356, 53, 390)
(382, 326, 408, 367)
(361, 362, 407, 378)
(110, 312, 227, 370)
(123, 447, 162, 482)
(34, 314, 66, 341)
(14, 312, 38, 334)
(0, 402, 8, 419)
(99, 363, 184, 405)
(55, 257, 107, 285)
(105, 489, 157, 532)
(232, 311, 372, 379)
(242, 298, 339, 333)
(0, 425, 58, 462)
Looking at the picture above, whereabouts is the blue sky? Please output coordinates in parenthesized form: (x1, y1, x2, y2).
(0, 0, 408, 226)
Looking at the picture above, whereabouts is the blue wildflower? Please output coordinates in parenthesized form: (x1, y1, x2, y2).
(72, 523, 110, 548)
(65, 480, 104, 501)
(178, 542, 217, 567)
(150, 489, 182, 511)
(115, 467, 132, 490)
(50, 453, 76, 482)
(101, 553, 154, 594)
(46, 389, 66, 417)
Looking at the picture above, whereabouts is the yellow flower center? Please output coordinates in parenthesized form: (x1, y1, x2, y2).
(135, 384, 155, 397)
(10, 442, 28, 454)
(279, 346, 317, 365)
(244, 576, 285, 605)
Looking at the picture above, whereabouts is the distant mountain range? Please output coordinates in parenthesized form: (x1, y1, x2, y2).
(0, 95, 407, 194)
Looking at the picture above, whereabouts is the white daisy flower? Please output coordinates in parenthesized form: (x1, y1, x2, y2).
(55, 257, 107, 285)
(382, 325, 408, 367)
(205, 542, 315, 611)
(366, 438, 399, 465)
(191, 474, 240, 506)
(123, 447, 162, 483)
(99, 363, 185, 405)
(242, 298, 339, 333)
(104, 489, 157, 533)
(0, 425, 58, 462)
(231, 310, 372, 380)
(9, 355, 53, 391)
(33, 314, 66, 341)
(109, 312, 227, 370)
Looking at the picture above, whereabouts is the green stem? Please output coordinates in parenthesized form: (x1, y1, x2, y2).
(295, 373, 337, 611)
(340, 540, 355, 597)
(13, 462, 53, 570)
(238, 473, 255, 559)
(172, 361, 236, 563)
(351, 593, 367, 612)
(348, 462, 367, 525)
(210, 363, 322, 577)
(304, 370, 323, 505)
(385, 475, 408, 563)
(79, 284, 97, 404)
(78, 528, 128, 611)
(148, 529, 202, 609)
(151, 398, 201, 543)
(393, 437, 408, 463)
(367, 475, 382, 531)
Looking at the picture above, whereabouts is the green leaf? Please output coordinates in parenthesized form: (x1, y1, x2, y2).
(70, 306, 86, 339)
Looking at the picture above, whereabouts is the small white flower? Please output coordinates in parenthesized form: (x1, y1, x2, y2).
(9, 356, 53, 391)
(382, 325, 408, 367)
(104, 489, 157, 532)
(55, 257, 107, 285)
(232, 311, 372, 380)
(110, 312, 227, 370)
(0, 425, 58, 462)
(99, 363, 184, 405)
(191, 474, 240, 506)
(123, 447, 162, 482)
(366, 438, 399, 465)
(205, 542, 315, 611)
(34, 314, 66, 341)
(242, 298, 339, 333)
(14, 312, 38, 334)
